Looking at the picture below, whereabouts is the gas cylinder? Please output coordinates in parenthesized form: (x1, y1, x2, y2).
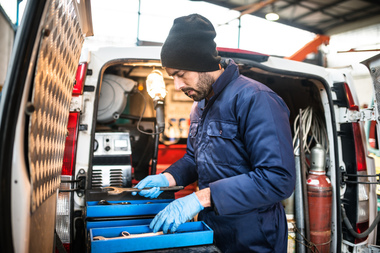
(307, 144, 332, 253)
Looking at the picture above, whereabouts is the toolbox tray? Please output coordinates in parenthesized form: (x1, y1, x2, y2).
(89, 221, 213, 253)
(87, 218, 153, 231)
(86, 199, 172, 217)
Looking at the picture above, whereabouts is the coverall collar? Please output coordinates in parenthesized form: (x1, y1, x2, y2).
(198, 59, 239, 110)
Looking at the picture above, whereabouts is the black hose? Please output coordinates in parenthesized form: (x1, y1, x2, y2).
(341, 205, 380, 238)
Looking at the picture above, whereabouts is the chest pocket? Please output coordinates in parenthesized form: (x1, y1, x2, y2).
(207, 121, 237, 139)
(207, 121, 239, 165)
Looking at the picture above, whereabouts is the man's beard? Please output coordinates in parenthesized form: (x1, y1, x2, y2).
(182, 72, 215, 101)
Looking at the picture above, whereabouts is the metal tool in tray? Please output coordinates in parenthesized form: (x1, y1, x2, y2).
(93, 231, 164, 240)
(103, 186, 184, 195)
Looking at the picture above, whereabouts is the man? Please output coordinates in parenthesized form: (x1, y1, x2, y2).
(133, 14, 296, 252)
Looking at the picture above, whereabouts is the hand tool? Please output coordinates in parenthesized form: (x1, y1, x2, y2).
(93, 231, 164, 240)
(103, 186, 184, 195)
(97, 199, 131, 205)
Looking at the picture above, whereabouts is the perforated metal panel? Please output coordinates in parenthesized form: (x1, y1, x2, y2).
(29, 0, 84, 212)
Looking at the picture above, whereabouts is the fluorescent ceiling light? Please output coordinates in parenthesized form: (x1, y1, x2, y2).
(265, 12, 279, 21)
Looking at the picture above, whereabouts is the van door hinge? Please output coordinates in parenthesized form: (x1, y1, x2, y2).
(70, 95, 83, 112)
(338, 107, 376, 123)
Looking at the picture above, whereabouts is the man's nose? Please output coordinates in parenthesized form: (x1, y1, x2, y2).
(173, 77, 185, 90)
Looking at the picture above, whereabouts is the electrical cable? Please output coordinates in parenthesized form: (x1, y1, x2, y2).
(293, 106, 329, 155)
(135, 89, 164, 136)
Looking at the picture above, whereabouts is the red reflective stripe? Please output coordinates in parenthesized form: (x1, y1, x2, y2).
(62, 112, 80, 175)
(73, 62, 88, 95)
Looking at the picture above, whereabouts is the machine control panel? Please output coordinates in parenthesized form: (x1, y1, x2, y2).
(92, 132, 132, 188)
(94, 132, 131, 156)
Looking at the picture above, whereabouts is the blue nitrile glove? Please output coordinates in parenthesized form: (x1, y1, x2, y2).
(132, 174, 169, 198)
(150, 193, 204, 233)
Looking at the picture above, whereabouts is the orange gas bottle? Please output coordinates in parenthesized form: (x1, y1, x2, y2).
(307, 144, 332, 253)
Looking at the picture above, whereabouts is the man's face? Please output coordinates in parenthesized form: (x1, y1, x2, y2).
(165, 67, 215, 101)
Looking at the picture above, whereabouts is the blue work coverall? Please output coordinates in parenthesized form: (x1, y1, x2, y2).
(164, 59, 296, 252)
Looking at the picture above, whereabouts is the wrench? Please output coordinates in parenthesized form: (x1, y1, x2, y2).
(103, 186, 184, 195)
(97, 199, 131, 205)
(93, 231, 164, 240)
(93, 231, 130, 241)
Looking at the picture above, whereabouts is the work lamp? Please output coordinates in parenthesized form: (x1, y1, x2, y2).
(146, 70, 167, 132)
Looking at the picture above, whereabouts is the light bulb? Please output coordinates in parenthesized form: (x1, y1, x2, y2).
(265, 12, 279, 21)
(146, 70, 167, 100)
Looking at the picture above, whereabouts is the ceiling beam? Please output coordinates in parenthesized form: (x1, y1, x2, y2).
(282, 0, 346, 22)
(190, 0, 380, 35)
(314, 4, 378, 28)
(322, 5, 380, 33)
(361, 0, 380, 6)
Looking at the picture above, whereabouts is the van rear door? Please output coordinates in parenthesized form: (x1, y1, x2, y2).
(0, 0, 92, 252)
(362, 54, 380, 141)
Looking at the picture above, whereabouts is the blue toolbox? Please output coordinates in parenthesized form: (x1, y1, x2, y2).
(85, 196, 215, 252)
(86, 199, 172, 217)
(89, 221, 214, 253)
(85, 130, 218, 252)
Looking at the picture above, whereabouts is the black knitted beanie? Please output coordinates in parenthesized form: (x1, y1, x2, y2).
(160, 14, 221, 72)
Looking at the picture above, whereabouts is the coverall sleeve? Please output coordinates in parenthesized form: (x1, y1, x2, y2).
(163, 137, 199, 187)
(209, 90, 296, 215)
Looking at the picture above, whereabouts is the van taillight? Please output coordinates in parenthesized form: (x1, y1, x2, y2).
(56, 105, 81, 251)
(56, 177, 72, 250)
(344, 82, 369, 242)
(352, 122, 367, 172)
(344, 82, 359, 111)
(73, 62, 87, 95)
(62, 112, 80, 175)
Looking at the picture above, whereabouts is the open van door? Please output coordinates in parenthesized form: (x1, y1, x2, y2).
(362, 54, 380, 144)
(359, 54, 380, 247)
(0, 0, 92, 252)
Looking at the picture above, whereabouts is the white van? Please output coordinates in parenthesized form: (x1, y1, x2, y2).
(1, 0, 380, 252)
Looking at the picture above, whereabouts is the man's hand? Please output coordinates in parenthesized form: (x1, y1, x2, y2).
(150, 193, 204, 233)
(132, 174, 169, 198)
